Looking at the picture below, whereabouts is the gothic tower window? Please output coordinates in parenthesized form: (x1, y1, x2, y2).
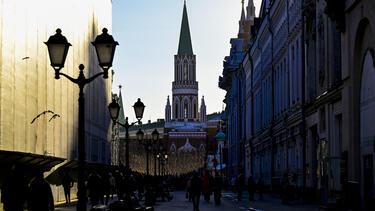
(175, 103, 179, 119)
(184, 102, 188, 119)
(184, 62, 188, 80)
(194, 104, 197, 119)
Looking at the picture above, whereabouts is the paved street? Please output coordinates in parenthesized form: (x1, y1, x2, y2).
(55, 191, 321, 211)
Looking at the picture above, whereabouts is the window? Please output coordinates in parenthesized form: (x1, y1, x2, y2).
(184, 102, 188, 118)
(194, 104, 197, 119)
(175, 104, 178, 119)
(184, 64, 188, 80)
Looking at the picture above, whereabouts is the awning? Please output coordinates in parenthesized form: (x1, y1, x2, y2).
(0, 150, 65, 186)
(46, 160, 116, 185)
(0, 150, 65, 171)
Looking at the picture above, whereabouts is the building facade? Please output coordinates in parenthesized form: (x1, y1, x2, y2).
(219, 0, 255, 179)
(0, 0, 113, 206)
(220, 0, 375, 209)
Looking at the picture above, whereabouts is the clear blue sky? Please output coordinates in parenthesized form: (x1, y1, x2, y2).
(112, 0, 261, 122)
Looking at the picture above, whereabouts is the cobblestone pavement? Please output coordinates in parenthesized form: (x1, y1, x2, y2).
(55, 191, 321, 211)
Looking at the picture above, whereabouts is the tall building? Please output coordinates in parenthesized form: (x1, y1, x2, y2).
(164, 1, 207, 174)
(0, 0, 113, 206)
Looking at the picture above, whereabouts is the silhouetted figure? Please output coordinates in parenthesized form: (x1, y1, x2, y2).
(236, 173, 244, 201)
(27, 170, 54, 211)
(87, 171, 102, 207)
(1, 164, 28, 211)
(212, 175, 223, 205)
(190, 172, 202, 211)
(202, 171, 211, 202)
(281, 172, 290, 204)
(62, 171, 74, 204)
(186, 177, 192, 201)
(108, 172, 116, 199)
(257, 175, 264, 200)
(248, 176, 255, 201)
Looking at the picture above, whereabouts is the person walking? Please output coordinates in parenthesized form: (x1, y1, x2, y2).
(212, 175, 223, 205)
(202, 171, 211, 202)
(190, 172, 202, 211)
(247, 175, 255, 201)
(1, 164, 28, 211)
(61, 171, 74, 204)
(281, 172, 290, 204)
(27, 170, 54, 211)
(257, 175, 264, 200)
(236, 173, 244, 201)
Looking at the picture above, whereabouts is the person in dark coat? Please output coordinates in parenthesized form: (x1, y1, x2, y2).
(1, 164, 28, 211)
(257, 175, 264, 200)
(212, 175, 223, 205)
(281, 172, 290, 204)
(61, 171, 74, 204)
(202, 171, 211, 202)
(236, 173, 245, 201)
(247, 175, 255, 201)
(190, 172, 202, 211)
(27, 170, 54, 211)
(87, 171, 102, 207)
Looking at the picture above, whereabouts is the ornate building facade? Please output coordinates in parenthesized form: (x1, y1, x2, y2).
(164, 1, 207, 173)
(220, 0, 375, 209)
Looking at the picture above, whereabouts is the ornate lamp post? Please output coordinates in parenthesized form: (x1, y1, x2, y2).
(215, 131, 226, 176)
(137, 129, 152, 175)
(108, 97, 145, 202)
(108, 98, 145, 169)
(45, 28, 118, 211)
(151, 129, 159, 176)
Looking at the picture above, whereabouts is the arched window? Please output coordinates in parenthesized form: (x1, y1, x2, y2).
(184, 64, 188, 80)
(194, 104, 197, 119)
(175, 104, 178, 119)
(184, 102, 188, 119)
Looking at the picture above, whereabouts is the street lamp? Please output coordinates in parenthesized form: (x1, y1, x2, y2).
(137, 129, 151, 176)
(108, 97, 145, 203)
(151, 129, 159, 176)
(45, 28, 118, 211)
(108, 98, 145, 169)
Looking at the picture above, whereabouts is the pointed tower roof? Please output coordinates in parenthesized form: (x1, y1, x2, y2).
(241, 0, 246, 21)
(118, 85, 126, 124)
(178, 1, 193, 55)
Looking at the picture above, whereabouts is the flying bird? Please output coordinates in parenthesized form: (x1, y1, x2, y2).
(22, 57, 30, 60)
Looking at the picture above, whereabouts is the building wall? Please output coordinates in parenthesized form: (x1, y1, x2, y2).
(0, 0, 113, 205)
(339, 0, 375, 208)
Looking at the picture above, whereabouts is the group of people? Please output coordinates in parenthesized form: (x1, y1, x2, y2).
(233, 173, 264, 201)
(185, 171, 223, 211)
(1, 164, 54, 211)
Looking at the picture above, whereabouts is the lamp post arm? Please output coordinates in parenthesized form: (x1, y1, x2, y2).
(84, 71, 106, 85)
(58, 72, 79, 84)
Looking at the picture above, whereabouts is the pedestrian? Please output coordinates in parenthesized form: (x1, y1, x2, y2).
(236, 173, 244, 201)
(108, 172, 116, 199)
(281, 172, 289, 204)
(87, 171, 102, 207)
(27, 170, 54, 211)
(186, 177, 192, 201)
(190, 171, 202, 211)
(202, 171, 211, 202)
(61, 171, 74, 204)
(212, 175, 223, 205)
(257, 175, 264, 200)
(1, 164, 28, 211)
(247, 175, 255, 201)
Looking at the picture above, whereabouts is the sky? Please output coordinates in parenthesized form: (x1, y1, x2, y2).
(112, 0, 261, 123)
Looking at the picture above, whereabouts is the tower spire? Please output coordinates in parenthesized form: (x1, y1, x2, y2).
(178, 1, 193, 55)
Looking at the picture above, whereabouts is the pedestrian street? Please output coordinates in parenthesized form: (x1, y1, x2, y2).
(54, 190, 321, 211)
